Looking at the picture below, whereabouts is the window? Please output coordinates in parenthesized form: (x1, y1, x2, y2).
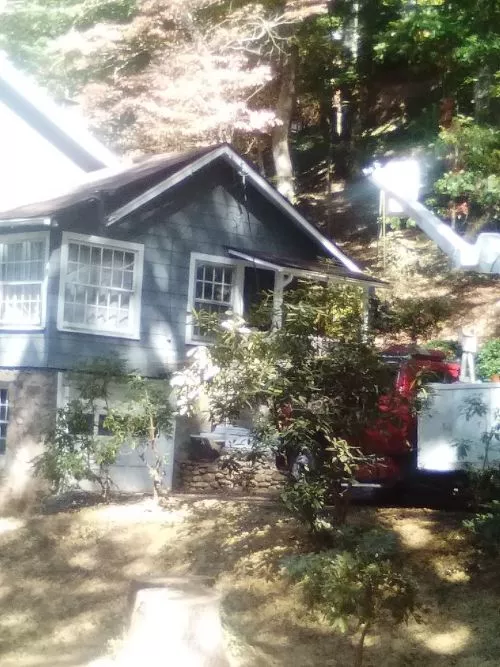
(0, 389, 8, 454)
(58, 233, 144, 339)
(187, 253, 244, 342)
(0, 232, 49, 329)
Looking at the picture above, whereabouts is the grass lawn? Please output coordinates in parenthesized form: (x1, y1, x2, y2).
(0, 495, 498, 666)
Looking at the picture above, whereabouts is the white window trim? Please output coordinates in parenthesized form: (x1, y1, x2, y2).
(186, 252, 245, 344)
(57, 232, 144, 340)
(0, 231, 50, 331)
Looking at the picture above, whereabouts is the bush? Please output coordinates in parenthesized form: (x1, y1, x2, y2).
(37, 360, 173, 500)
(373, 296, 451, 344)
(36, 400, 121, 498)
(280, 477, 327, 534)
(477, 338, 500, 380)
(174, 281, 393, 525)
(285, 529, 416, 667)
(461, 466, 500, 509)
(463, 501, 500, 556)
(423, 339, 462, 360)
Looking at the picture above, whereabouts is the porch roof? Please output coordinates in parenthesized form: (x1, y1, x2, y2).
(225, 248, 387, 288)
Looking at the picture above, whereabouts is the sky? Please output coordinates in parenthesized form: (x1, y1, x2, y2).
(0, 99, 86, 213)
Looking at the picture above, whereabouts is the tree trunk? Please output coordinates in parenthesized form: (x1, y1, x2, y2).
(271, 47, 297, 201)
(474, 66, 492, 122)
(354, 623, 369, 667)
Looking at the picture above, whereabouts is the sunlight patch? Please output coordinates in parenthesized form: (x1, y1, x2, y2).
(0, 517, 24, 534)
(0, 611, 34, 630)
(94, 501, 190, 525)
(392, 521, 434, 550)
(414, 623, 471, 655)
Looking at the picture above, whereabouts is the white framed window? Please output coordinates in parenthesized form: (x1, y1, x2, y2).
(0, 388, 8, 454)
(186, 253, 244, 343)
(58, 232, 144, 339)
(0, 232, 49, 329)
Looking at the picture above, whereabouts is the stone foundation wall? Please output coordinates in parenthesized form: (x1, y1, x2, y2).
(179, 457, 287, 495)
(0, 369, 58, 508)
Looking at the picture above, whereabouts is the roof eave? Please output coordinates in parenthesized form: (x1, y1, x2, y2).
(226, 248, 386, 288)
(0, 216, 52, 229)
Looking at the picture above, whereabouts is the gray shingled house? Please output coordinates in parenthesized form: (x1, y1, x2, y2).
(0, 141, 383, 496)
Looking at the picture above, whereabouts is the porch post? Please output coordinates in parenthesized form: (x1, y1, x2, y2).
(272, 272, 293, 329)
(362, 286, 373, 335)
(272, 272, 285, 329)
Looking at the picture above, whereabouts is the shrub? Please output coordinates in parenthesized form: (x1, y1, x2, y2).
(373, 296, 451, 344)
(280, 477, 327, 534)
(463, 501, 500, 556)
(173, 281, 392, 525)
(285, 530, 416, 667)
(36, 400, 122, 498)
(37, 360, 173, 500)
(423, 339, 462, 360)
(477, 338, 500, 380)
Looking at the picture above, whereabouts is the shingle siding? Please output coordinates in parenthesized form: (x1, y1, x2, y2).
(0, 161, 322, 375)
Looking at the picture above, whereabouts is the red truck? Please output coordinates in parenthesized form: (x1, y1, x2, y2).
(356, 345, 460, 487)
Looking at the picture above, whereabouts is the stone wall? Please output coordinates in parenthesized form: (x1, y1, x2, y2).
(179, 456, 287, 495)
(0, 369, 58, 508)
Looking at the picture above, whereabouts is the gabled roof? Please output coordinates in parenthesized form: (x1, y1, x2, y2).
(0, 143, 363, 274)
(0, 54, 119, 172)
(0, 146, 214, 221)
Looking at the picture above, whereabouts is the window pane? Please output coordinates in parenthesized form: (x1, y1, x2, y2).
(68, 243, 79, 262)
(124, 252, 135, 270)
(80, 245, 90, 264)
(74, 304, 85, 323)
(101, 268, 112, 287)
(102, 249, 113, 267)
(123, 270, 133, 290)
(90, 246, 101, 265)
(111, 268, 123, 288)
(113, 251, 125, 269)
(204, 265, 214, 282)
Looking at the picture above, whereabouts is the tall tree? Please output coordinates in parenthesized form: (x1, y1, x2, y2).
(0, 0, 326, 198)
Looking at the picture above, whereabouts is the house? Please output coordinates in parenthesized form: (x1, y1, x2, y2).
(0, 60, 384, 498)
(0, 53, 119, 214)
(0, 142, 384, 498)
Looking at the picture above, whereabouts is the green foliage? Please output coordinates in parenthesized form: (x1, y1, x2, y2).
(453, 397, 500, 507)
(477, 338, 500, 380)
(70, 355, 127, 404)
(284, 529, 417, 667)
(433, 118, 500, 229)
(464, 501, 500, 556)
(423, 339, 462, 360)
(280, 477, 327, 533)
(462, 467, 500, 509)
(174, 281, 392, 526)
(104, 375, 173, 499)
(373, 295, 451, 344)
(36, 400, 121, 498)
(37, 358, 172, 499)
